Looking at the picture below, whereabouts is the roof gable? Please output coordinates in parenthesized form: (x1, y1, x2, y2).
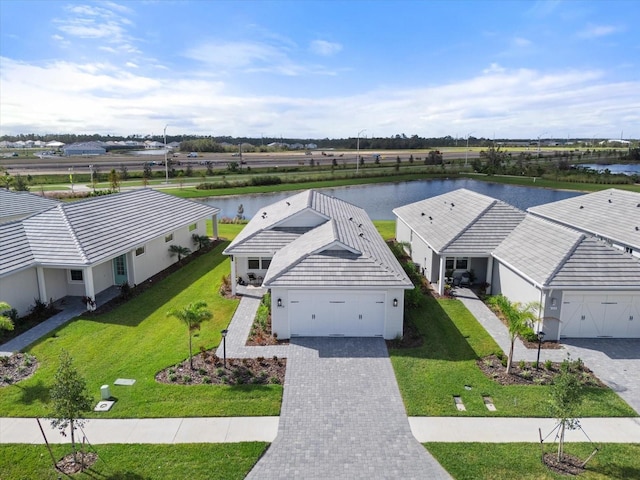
(528, 188, 640, 250)
(393, 188, 525, 254)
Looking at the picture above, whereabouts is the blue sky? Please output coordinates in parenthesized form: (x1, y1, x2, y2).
(1, 0, 638, 139)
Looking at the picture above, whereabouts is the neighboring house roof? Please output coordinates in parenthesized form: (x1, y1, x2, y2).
(1, 189, 220, 274)
(225, 190, 412, 289)
(528, 188, 640, 251)
(0, 189, 61, 223)
(493, 215, 640, 289)
(392, 188, 526, 255)
(0, 221, 34, 276)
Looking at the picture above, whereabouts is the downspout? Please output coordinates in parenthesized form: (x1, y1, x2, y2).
(230, 256, 236, 296)
(438, 256, 446, 296)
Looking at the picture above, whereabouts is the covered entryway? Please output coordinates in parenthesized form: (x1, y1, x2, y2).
(288, 290, 386, 337)
(560, 292, 640, 338)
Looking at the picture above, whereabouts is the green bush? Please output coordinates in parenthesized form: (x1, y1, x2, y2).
(250, 176, 281, 186)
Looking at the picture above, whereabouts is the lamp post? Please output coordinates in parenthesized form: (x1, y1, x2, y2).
(536, 330, 545, 370)
(537, 131, 548, 156)
(221, 329, 228, 369)
(465, 132, 474, 167)
(68, 167, 74, 194)
(356, 129, 366, 174)
(89, 164, 94, 191)
(163, 124, 169, 184)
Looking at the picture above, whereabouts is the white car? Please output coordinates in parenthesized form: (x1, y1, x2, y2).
(187, 152, 198, 158)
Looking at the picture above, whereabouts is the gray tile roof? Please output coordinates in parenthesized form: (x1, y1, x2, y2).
(528, 188, 640, 250)
(0, 190, 61, 223)
(493, 215, 640, 288)
(226, 190, 412, 289)
(0, 221, 34, 276)
(1, 189, 220, 272)
(392, 188, 526, 255)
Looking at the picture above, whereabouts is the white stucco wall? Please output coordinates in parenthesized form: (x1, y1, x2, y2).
(0, 268, 38, 316)
(44, 268, 68, 302)
(93, 260, 113, 294)
(131, 220, 208, 285)
(492, 261, 541, 306)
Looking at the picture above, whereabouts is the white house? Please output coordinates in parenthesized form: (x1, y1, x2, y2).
(528, 188, 640, 258)
(393, 189, 526, 295)
(0, 189, 219, 316)
(224, 190, 413, 339)
(394, 188, 640, 341)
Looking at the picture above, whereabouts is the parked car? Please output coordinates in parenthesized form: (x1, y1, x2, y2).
(187, 152, 198, 158)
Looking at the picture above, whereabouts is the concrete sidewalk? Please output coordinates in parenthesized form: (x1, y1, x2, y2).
(2, 416, 639, 445)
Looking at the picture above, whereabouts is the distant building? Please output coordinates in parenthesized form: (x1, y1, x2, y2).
(62, 142, 106, 156)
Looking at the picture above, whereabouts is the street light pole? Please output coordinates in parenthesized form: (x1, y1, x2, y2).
(68, 167, 74, 194)
(163, 124, 169, 184)
(89, 164, 94, 191)
(465, 132, 474, 167)
(356, 129, 366, 174)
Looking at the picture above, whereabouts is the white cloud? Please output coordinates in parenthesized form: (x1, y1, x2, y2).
(577, 24, 624, 39)
(1, 57, 638, 139)
(513, 37, 532, 47)
(309, 40, 342, 56)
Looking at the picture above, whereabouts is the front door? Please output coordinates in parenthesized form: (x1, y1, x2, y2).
(113, 255, 128, 285)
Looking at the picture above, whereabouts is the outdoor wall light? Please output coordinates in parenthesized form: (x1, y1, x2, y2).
(393, 298, 398, 307)
(277, 298, 283, 308)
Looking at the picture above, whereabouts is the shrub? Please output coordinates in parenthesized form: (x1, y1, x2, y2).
(182, 375, 192, 383)
(269, 376, 281, 385)
(119, 281, 132, 299)
(518, 359, 526, 370)
(198, 368, 207, 375)
(169, 374, 177, 382)
(250, 175, 281, 186)
(202, 376, 212, 384)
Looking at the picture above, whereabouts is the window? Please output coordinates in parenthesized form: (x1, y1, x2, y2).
(445, 258, 454, 270)
(165, 233, 174, 243)
(189, 223, 197, 232)
(69, 269, 83, 282)
(261, 258, 271, 269)
(455, 258, 468, 270)
(135, 246, 146, 256)
(248, 257, 260, 269)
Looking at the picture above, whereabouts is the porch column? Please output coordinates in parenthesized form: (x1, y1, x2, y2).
(230, 256, 237, 296)
(84, 266, 96, 300)
(212, 214, 219, 239)
(36, 266, 47, 303)
(438, 257, 446, 295)
(485, 257, 494, 295)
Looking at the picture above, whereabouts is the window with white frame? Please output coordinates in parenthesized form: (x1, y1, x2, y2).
(261, 258, 271, 269)
(189, 223, 197, 232)
(135, 246, 145, 256)
(69, 269, 83, 282)
(165, 233, 174, 242)
(248, 257, 260, 269)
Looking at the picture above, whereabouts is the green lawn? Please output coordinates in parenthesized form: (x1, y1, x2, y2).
(390, 295, 636, 417)
(0, 443, 266, 480)
(425, 443, 640, 480)
(0, 243, 282, 418)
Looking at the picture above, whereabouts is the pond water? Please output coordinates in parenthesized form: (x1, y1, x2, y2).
(198, 178, 584, 220)
(578, 163, 640, 176)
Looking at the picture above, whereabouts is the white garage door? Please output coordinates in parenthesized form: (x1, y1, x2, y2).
(560, 292, 640, 338)
(288, 290, 386, 337)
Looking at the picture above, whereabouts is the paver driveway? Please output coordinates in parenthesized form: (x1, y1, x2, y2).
(246, 337, 451, 480)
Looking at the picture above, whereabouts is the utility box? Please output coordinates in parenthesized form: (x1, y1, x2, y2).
(100, 385, 111, 400)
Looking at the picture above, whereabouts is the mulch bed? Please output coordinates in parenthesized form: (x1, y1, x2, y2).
(0, 353, 38, 387)
(386, 317, 424, 349)
(476, 354, 606, 387)
(543, 452, 586, 476)
(56, 452, 98, 474)
(156, 349, 286, 386)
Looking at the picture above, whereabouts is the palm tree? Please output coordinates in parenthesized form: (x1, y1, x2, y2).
(166, 302, 213, 369)
(0, 301, 15, 332)
(191, 234, 211, 250)
(505, 300, 540, 374)
(168, 244, 191, 262)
